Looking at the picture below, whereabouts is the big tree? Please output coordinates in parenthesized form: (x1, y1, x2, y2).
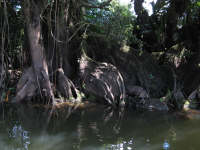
(10, 0, 124, 106)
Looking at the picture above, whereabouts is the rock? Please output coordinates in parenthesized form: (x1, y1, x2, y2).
(128, 98, 169, 111)
(126, 85, 149, 98)
(147, 99, 169, 111)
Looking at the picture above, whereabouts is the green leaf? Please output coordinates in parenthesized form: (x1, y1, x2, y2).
(160, 98, 165, 102)
(197, 1, 200, 7)
(149, 74, 154, 79)
(183, 100, 190, 111)
(9, 88, 15, 91)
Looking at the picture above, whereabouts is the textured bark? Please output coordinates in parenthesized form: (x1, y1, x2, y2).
(86, 37, 174, 98)
(13, 67, 37, 102)
(0, 61, 5, 90)
(56, 68, 77, 101)
(80, 57, 125, 108)
(14, 0, 54, 103)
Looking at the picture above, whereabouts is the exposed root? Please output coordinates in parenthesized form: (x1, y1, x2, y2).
(13, 67, 37, 103)
(80, 57, 126, 108)
(188, 86, 200, 100)
(0, 62, 6, 102)
(0, 63, 5, 89)
(13, 67, 55, 103)
(13, 67, 82, 104)
(56, 68, 78, 101)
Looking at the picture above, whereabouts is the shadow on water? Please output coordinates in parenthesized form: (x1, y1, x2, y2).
(0, 102, 200, 150)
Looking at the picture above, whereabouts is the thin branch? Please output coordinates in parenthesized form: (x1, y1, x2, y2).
(68, 23, 88, 42)
(80, 0, 112, 9)
(50, 23, 89, 43)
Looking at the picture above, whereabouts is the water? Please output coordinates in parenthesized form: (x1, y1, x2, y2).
(0, 103, 200, 150)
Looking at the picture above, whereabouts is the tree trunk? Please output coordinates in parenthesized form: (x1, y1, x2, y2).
(14, 0, 54, 103)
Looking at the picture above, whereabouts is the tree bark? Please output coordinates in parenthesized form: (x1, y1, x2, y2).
(14, 0, 54, 103)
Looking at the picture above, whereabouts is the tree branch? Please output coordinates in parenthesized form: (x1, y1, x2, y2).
(81, 0, 112, 9)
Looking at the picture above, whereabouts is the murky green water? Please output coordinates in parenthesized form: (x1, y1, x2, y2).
(0, 103, 200, 150)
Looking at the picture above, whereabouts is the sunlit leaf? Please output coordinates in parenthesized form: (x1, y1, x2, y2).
(183, 100, 190, 111)
(197, 1, 200, 7)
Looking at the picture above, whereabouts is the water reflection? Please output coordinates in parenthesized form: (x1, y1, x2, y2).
(1, 104, 200, 150)
(163, 140, 170, 150)
(9, 123, 30, 150)
(106, 138, 134, 150)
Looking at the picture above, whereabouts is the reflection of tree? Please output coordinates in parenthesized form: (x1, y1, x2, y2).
(9, 124, 30, 150)
(0, 104, 182, 150)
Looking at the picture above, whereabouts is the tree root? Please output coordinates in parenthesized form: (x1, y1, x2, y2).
(80, 58, 126, 108)
(56, 68, 78, 102)
(13, 67, 54, 103)
(13, 67, 81, 104)
(13, 67, 37, 103)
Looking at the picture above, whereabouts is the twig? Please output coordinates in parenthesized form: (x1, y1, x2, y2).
(80, 0, 112, 9)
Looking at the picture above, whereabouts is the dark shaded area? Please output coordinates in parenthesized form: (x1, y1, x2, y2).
(0, 0, 200, 111)
(0, 102, 200, 150)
